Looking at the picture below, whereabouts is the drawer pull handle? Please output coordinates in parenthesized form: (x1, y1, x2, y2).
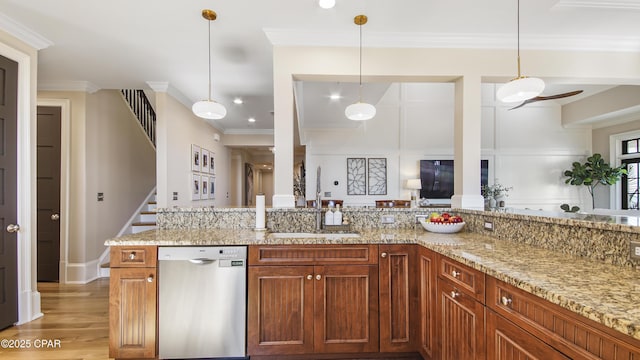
(316, 274, 322, 281)
(451, 270, 460, 278)
(501, 296, 513, 306)
(129, 252, 136, 260)
(307, 274, 313, 280)
(381, 252, 388, 258)
(450, 290, 459, 299)
(147, 275, 154, 283)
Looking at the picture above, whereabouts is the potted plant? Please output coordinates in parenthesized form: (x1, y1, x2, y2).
(563, 153, 627, 209)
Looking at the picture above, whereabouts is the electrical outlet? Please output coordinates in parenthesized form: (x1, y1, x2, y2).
(630, 241, 640, 260)
(97, 192, 104, 202)
(381, 215, 395, 224)
(173, 192, 178, 201)
(324, 191, 331, 197)
(484, 221, 494, 231)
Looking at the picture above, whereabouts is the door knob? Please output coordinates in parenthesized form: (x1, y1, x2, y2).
(6, 224, 20, 233)
(51, 213, 60, 221)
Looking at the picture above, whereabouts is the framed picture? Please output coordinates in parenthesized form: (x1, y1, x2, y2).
(191, 173, 201, 201)
(367, 158, 387, 195)
(191, 144, 201, 172)
(201, 177, 209, 200)
(347, 158, 366, 195)
(201, 149, 210, 174)
(209, 153, 215, 174)
(209, 176, 215, 199)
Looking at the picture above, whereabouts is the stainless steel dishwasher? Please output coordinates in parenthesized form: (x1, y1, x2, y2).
(158, 246, 247, 359)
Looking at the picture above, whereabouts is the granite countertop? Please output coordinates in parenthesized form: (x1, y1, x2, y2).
(105, 228, 640, 341)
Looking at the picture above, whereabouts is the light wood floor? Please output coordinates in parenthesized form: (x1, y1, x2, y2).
(0, 279, 110, 360)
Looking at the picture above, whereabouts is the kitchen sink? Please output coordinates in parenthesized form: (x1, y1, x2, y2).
(269, 232, 361, 239)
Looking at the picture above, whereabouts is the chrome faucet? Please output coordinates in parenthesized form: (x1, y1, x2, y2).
(316, 166, 322, 231)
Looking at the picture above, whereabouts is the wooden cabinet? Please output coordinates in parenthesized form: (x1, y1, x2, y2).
(418, 246, 436, 359)
(248, 245, 379, 356)
(487, 277, 640, 360)
(109, 246, 157, 359)
(436, 256, 486, 360)
(487, 310, 569, 360)
(378, 244, 418, 353)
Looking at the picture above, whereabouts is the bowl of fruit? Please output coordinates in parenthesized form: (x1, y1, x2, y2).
(419, 212, 465, 233)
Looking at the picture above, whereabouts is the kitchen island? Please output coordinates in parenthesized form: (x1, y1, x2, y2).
(106, 207, 640, 359)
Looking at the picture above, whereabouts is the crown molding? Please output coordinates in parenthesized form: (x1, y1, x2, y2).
(0, 12, 53, 50)
(39, 80, 100, 93)
(554, 0, 640, 10)
(264, 28, 640, 52)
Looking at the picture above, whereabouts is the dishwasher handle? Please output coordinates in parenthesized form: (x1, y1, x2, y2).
(188, 258, 216, 265)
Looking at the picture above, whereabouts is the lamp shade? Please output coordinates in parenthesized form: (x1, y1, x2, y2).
(192, 100, 227, 120)
(345, 102, 376, 121)
(318, 0, 336, 9)
(496, 76, 545, 103)
(406, 179, 422, 190)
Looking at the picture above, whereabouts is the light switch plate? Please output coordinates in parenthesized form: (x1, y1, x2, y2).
(483, 221, 494, 231)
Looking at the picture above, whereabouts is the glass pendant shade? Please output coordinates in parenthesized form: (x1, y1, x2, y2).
(318, 0, 336, 9)
(345, 102, 376, 121)
(496, 76, 545, 103)
(192, 100, 227, 120)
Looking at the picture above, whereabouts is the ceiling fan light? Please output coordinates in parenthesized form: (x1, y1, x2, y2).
(496, 76, 545, 103)
(192, 100, 227, 120)
(345, 102, 376, 121)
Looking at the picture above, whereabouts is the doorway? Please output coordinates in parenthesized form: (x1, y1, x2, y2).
(0, 54, 19, 329)
(37, 106, 61, 282)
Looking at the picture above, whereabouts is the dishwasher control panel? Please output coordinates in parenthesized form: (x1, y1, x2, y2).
(159, 246, 247, 262)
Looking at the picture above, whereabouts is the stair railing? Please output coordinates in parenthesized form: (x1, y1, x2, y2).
(121, 89, 156, 146)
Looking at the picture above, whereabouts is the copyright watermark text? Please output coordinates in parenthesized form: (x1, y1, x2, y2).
(1, 338, 62, 349)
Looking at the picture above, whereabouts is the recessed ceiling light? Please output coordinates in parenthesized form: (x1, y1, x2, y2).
(319, 0, 335, 9)
(329, 93, 342, 100)
(233, 98, 243, 104)
(248, 117, 256, 123)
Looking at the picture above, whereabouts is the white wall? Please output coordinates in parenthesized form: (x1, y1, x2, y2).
(304, 83, 592, 211)
(155, 92, 230, 207)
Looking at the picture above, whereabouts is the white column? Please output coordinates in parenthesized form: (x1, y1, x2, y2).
(451, 75, 484, 209)
(271, 54, 295, 208)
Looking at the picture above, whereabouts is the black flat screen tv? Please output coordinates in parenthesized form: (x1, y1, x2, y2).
(419, 160, 489, 199)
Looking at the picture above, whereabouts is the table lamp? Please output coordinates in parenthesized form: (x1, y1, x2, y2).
(406, 179, 422, 208)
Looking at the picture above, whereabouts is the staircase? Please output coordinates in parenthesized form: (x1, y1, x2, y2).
(131, 197, 157, 234)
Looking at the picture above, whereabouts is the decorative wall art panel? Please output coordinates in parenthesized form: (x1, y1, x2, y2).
(347, 158, 366, 195)
(367, 158, 387, 195)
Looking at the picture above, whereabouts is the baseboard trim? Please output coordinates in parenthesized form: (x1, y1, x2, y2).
(65, 259, 100, 284)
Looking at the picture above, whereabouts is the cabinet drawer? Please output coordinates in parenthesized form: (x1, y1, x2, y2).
(110, 246, 157, 267)
(438, 256, 484, 303)
(487, 277, 640, 360)
(249, 245, 378, 265)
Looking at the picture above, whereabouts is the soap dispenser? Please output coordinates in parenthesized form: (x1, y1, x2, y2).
(334, 204, 343, 225)
(324, 207, 334, 226)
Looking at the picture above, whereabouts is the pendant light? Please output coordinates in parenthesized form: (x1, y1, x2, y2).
(192, 9, 227, 120)
(496, 0, 545, 103)
(345, 14, 376, 121)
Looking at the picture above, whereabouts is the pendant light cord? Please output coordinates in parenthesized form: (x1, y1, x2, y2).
(516, 0, 521, 78)
(358, 21, 363, 102)
(207, 19, 212, 101)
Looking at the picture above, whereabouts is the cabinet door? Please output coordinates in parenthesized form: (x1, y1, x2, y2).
(487, 310, 570, 360)
(379, 244, 417, 352)
(437, 278, 485, 360)
(109, 268, 157, 359)
(314, 265, 379, 353)
(247, 265, 315, 355)
(419, 247, 436, 359)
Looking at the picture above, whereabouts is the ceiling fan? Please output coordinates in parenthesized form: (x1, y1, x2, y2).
(508, 90, 584, 110)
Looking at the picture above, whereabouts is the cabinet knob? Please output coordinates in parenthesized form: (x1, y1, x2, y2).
(307, 274, 313, 280)
(315, 274, 322, 281)
(451, 270, 460, 278)
(381, 252, 388, 258)
(501, 296, 513, 306)
(147, 275, 154, 283)
(129, 252, 136, 260)
(450, 290, 460, 299)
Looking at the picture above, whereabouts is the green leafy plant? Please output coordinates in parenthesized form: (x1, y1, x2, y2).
(563, 153, 627, 209)
(481, 182, 512, 199)
(560, 203, 580, 213)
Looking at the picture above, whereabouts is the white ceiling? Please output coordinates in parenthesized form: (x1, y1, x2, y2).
(1, 0, 640, 133)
